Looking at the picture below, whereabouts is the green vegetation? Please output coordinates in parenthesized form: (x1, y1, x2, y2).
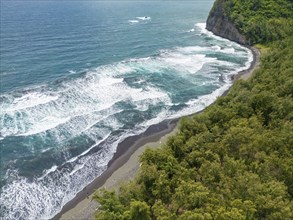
(93, 1, 293, 219)
(224, 0, 293, 44)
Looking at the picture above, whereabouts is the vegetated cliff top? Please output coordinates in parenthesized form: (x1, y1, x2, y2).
(207, 0, 293, 45)
(206, 0, 247, 45)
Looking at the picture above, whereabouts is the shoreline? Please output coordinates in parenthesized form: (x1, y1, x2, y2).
(235, 46, 260, 81)
(52, 46, 260, 220)
(52, 119, 179, 220)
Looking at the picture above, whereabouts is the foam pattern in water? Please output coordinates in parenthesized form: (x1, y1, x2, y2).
(0, 23, 253, 220)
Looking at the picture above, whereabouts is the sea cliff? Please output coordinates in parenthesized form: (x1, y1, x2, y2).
(206, 0, 247, 45)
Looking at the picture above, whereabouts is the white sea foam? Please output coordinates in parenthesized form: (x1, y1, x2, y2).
(176, 46, 208, 53)
(196, 22, 219, 39)
(171, 83, 232, 119)
(177, 45, 237, 55)
(98, 77, 124, 85)
(0, 22, 253, 220)
(68, 70, 76, 74)
(3, 92, 59, 112)
(128, 57, 151, 62)
(222, 47, 235, 54)
(20, 116, 71, 136)
(136, 16, 151, 20)
(69, 163, 85, 176)
(160, 51, 216, 74)
(0, 145, 113, 220)
(245, 48, 254, 68)
(131, 86, 170, 102)
(38, 165, 58, 180)
(0, 37, 250, 139)
(128, 20, 139, 23)
(0, 67, 169, 138)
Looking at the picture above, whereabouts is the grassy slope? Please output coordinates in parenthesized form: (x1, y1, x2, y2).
(94, 1, 293, 219)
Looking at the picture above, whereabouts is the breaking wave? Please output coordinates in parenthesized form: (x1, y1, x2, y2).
(0, 23, 252, 220)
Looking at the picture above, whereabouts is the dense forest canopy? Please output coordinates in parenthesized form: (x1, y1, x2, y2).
(223, 0, 293, 44)
(93, 0, 293, 219)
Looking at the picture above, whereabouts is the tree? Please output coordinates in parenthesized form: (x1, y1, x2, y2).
(172, 181, 210, 211)
(94, 1, 293, 219)
(128, 200, 151, 220)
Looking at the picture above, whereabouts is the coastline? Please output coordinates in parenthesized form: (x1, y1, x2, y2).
(52, 46, 260, 220)
(235, 46, 260, 80)
(52, 119, 179, 220)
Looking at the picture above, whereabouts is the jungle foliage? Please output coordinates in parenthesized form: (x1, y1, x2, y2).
(224, 0, 293, 44)
(94, 1, 293, 219)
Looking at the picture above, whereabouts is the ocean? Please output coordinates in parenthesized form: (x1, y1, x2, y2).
(0, 1, 252, 219)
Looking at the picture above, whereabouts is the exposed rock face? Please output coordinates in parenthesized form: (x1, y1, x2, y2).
(206, 0, 247, 45)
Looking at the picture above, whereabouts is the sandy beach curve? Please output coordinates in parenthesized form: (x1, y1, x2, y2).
(52, 46, 260, 220)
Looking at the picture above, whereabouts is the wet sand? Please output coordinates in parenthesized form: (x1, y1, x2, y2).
(52, 46, 260, 220)
(52, 119, 179, 220)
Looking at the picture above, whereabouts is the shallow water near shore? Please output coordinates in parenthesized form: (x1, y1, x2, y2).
(0, 1, 252, 219)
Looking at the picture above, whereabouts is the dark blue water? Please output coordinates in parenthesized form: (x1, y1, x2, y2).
(0, 1, 252, 219)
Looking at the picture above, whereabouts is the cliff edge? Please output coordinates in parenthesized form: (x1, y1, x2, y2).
(206, 0, 247, 45)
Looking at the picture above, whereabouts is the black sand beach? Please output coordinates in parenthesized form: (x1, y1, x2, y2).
(52, 46, 260, 220)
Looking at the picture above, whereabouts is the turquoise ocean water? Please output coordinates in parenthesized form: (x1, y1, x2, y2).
(0, 1, 252, 219)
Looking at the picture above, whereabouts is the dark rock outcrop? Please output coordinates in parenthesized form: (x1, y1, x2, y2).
(206, 0, 247, 45)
